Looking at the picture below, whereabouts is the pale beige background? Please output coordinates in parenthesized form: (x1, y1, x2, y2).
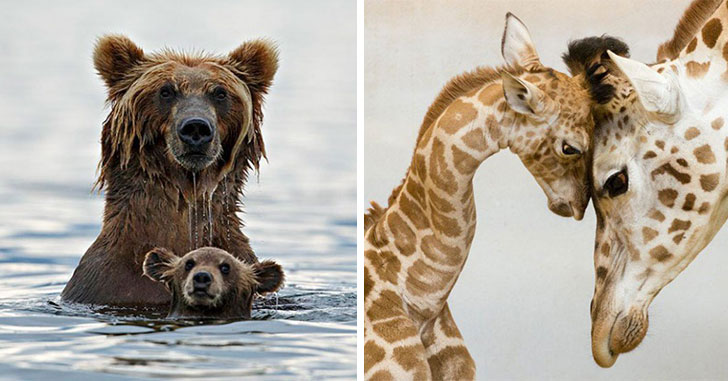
(365, 0, 728, 379)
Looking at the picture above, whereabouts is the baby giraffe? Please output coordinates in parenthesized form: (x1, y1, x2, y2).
(364, 13, 603, 381)
(143, 247, 284, 319)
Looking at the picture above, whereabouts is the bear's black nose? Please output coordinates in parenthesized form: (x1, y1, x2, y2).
(193, 271, 212, 288)
(178, 117, 215, 148)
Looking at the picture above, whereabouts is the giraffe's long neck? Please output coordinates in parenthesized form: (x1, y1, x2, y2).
(374, 81, 517, 321)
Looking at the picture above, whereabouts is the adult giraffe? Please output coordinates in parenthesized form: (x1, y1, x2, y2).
(565, 0, 728, 368)
(364, 14, 603, 380)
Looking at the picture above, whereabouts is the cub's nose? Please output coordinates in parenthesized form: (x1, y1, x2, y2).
(178, 117, 215, 147)
(193, 271, 212, 289)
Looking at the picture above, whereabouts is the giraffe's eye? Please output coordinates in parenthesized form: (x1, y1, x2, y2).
(562, 142, 581, 156)
(604, 170, 628, 198)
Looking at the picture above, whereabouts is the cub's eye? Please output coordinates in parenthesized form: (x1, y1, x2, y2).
(219, 263, 230, 275)
(562, 142, 581, 156)
(184, 260, 195, 271)
(160, 85, 175, 100)
(213, 87, 228, 101)
(604, 170, 628, 198)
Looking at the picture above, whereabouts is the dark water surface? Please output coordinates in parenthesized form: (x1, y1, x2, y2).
(0, 1, 356, 379)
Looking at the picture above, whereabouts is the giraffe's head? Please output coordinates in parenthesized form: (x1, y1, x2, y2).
(572, 34, 728, 367)
(499, 13, 595, 220)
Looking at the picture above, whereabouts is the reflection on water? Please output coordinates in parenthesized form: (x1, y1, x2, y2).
(0, 0, 355, 379)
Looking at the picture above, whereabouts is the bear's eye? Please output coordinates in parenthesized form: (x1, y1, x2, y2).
(213, 87, 228, 101)
(160, 85, 175, 100)
(184, 259, 195, 271)
(219, 263, 230, 275)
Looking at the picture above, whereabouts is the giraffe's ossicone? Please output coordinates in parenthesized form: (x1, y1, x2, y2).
(364, 13, 601, 380)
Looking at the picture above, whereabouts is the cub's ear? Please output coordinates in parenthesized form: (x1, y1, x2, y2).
(93, 34, 146, 92)
(253, 260, 285, 294)
(226, 39, 279, 95)
(143, 247, 178, 286)
(501, 72, 555, 117)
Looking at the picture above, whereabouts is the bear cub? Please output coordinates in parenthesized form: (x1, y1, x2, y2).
(143, 247, 284, 319)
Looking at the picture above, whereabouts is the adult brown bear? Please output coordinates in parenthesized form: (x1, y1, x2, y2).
(61, 35, 278, 306)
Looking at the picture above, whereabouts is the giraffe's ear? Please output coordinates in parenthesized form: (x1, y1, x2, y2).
(501, 72, 555, 118)
(607, 51, 681, 119)
(501, 13, 541, 70)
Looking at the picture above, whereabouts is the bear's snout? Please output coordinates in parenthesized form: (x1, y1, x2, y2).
(193, 271, 213, 290)
(178, 117, 215, 149)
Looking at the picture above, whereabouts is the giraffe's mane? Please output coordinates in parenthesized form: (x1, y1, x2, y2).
(656, 0, 723, 61)
(416, 64, 530, 143)
(365, 64, 541, 231)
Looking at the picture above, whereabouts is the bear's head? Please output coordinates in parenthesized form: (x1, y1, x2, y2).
(143, 246, 284, 319)
(93, 34, 278, 186)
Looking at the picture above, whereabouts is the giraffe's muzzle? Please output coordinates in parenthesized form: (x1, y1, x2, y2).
(592, 305, 649, 367)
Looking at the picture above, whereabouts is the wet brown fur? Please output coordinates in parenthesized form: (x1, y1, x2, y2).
(656, 0, 723, 61)
(143, 247, 284, 319)
(61, 35, 278, 307)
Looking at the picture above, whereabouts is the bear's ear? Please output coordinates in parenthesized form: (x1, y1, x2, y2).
(143, 247, 178, 286)
(253, 260, 285, 294)
(93, 34, 146, 92)
(225, 39, 279, 95)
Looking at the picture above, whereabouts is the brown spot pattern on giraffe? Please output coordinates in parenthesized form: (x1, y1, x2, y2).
(686, 61, 710, 78)
(686, 37, 698, 53)
(698, 202, 711, 214)
(650, 245, 673, 261)
(658, 189, 678, 207)
(694, 144, 716, 164)
(683, 193, 696, 210)
(364, 341, 386, 373)
(712, 117, 724, 130)
(451, 145, 480, 174)
(367, 297, 404, 324)
(649, 209, 666, 222)
(428, 346, 476, 381)
(393, 345, 430, 378)
(365, 249, 401, 286)
(437, 99, 478, 135)
(643, 151, 657, 159)
(406, 259, 450, 296)
(387, 212, 417, 256)
(421, 235, 459, 264)
(477, 83, 502, 106)
(461, 129, 486, 151)
(601, 242, 611, 257)
(651, 163, 691, 184)
(372, 316, 420, 343)
(429, 138, 458, 194)
(400, 193, 429, 231)
(685, 127, 700, 140)
(702, 18, 723, 49)
(700, 173, 720, 191)
(368, 370, 394, 381)
(642, 227, 658, 243)
(668, 219, 691, 233)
